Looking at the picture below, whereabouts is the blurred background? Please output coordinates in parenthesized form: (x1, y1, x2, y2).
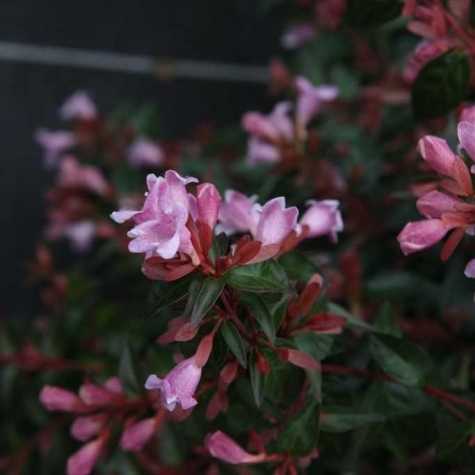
(1, 0, 283, 318)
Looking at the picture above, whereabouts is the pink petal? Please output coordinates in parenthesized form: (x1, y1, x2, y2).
(458, 121, 475, 161)
(397, 219, 452, 255)
(418, 135, 457, 176)
(206, 431, 266, 464)
(464, 258, 475, 278)
(255, 197, 298, 245)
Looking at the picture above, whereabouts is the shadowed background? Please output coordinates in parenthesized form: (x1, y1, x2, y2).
(0, 0, 283, 317)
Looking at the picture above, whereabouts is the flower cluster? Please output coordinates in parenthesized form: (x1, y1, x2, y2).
(398, 106, 475, 276)
(242, 77, 338, 165)
(111, 170, 343, 280)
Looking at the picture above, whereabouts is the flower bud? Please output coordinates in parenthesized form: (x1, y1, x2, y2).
(40, 386, 85, 413)
(120, 417, 157, 452)
(206, 431, 267, 464)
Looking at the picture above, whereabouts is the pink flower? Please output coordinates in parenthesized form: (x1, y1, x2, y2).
(40, 386, 85, 412)
(464, 258, 475, 278)
(145, 356, 202, 411)
(458, 120, 475, 162)
(35, 129, 76, 167)
(295, 77, 339, 129)
(281, 23, 316, 49)
(217, 190, 260, 235)
(300, 200, 343, 241)
(120, 418, 157, 452)
(253, 197, 298, 246)
(206, 431, 267, 464)
(67, 437, 104, 475)
(246, 138, 281, 165)
(242, 113, 282, 142)
(398, 219, 453, 255)
(418, 135, 457, 176)
(127, 138, 164, 168)
(60, 91, 97, 121)
(58, 156, 109, 196)
(78, 382, 121, 407)
(111, 171, 198, 261)
(460, 104, 475, 123)
(71, 415, 107, 442)
(63, 221, 96, 252)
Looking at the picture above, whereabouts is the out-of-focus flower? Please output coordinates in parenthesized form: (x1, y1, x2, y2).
(39, 386, 86, 412)
(63, 221, 96, 252)
(58, 156, 109, 196)
(71, 415, 107, 442)
(217, 190, 260, 235)
(206, 431, 267, 464)
(315, 0, 347, 30)
(127, 138, 164, 168)
(120, 418, 157, 452)
(300, 200, 343, 241)
(67, 437, 105, 475)
(35, 129, 76, 167)
(281, 23, 316, 49)
(145, 356, 202, 411)
(60, 91, 97, 122)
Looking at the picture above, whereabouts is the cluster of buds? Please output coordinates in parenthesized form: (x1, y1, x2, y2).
(402, 0, 473, 84)
(111, 170, 343, 281)
(242, 76, 338, 166)
(398, 105, 475, 277)
(39, 377, 164, 475)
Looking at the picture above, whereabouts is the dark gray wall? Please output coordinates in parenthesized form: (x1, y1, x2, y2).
(0, 1, 282, 317)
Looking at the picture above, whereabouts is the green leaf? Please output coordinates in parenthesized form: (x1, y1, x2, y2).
(370, 335, 431, 387)
(118, 341, 140, 393)
(221, 321, 248, 368)
(436, 412, 474, 460)
(249, 353, 265, 407)
(412, 50, 470, 119)
(275, 400, 320, 455)
(327, 303, 374, 331)
(374, 302, 402, 337)
(278, 251, 318, 282)
(189, 277, 225, 326)
(320, 406, 385, 433)
(294, 333, 334, 361)
(240, 293, 277, 343)
(225, 260, 288, 293)
(345, 0, 403, 28)
(150, 274, 194, 316)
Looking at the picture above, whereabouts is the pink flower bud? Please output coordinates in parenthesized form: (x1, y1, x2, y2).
(71, 415, 107, 442)
(60, 91, 97, 122)
(145, 356, 202, 411)
(195, 333, 215, 368)
(418, 136, 457, 176)
(196, 183, 222, 231)
(398, 219, 452, 255)
(120, 417, 157, 452)
(416, 190, 466, 218)
(300, 200, 343, 241)
(67, 437, 104, 475)
(79, 382, 120, 407)
(40, 386, 85, 412)
(458, 120, 475, 162)
(206, 431, 267, 464)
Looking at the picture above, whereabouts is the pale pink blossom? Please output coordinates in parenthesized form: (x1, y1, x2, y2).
(35, 129, 76, 166)
(60, 91, 97, 121)
(120, 417, 157, 452)
(464, 258, 475, 278)
(300, 200, 343, 241)
(295, 77, 339, 129)
(63, 221, 96, 252)
(127, 138, 164, 168)
(67, 437, 104, 475)
(58, 156, 108, 196)
(206, 431, 267, 464)
(40, 386, 85, 412)
(145, 356, 202, 412)
(281, 23, 315, 49)
(460, 104, 475, 123)
(217, 190, 260, 235)
(458, 120, 475, 161)
(246, 138, 281, 165)
(398, 219, 453, 255)
(253, 197, 298, 246)
(416, 190, 468, 218)
(111, 171, 198, 261)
